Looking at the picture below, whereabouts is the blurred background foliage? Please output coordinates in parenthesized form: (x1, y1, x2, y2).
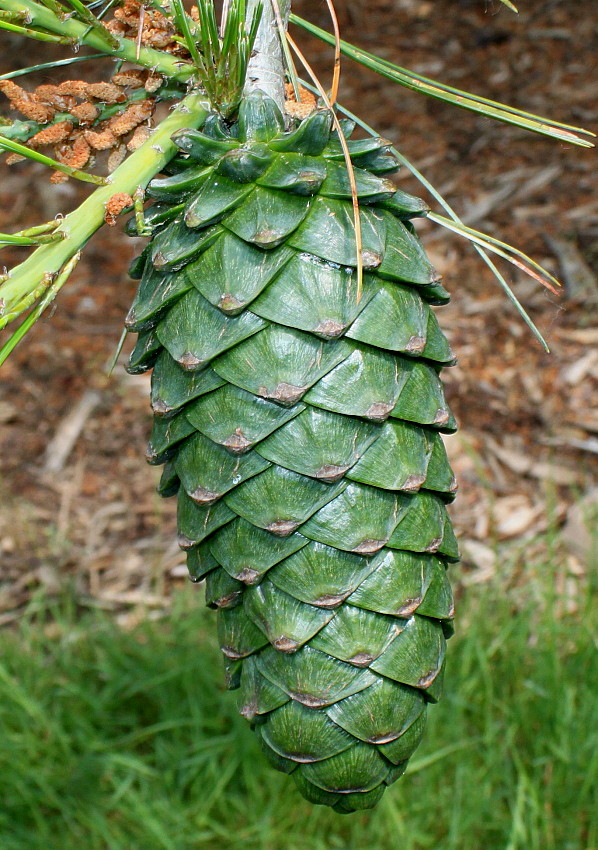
(0, 548, 596, 849)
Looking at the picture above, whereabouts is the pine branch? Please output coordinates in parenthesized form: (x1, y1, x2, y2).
(0, 0, 193, 81)
(0, 93, 209, 358)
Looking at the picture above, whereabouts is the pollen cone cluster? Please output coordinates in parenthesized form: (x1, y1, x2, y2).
(125, 92, 459, 813)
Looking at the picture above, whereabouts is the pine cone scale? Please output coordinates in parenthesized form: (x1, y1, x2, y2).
(126, 93, 458, 812)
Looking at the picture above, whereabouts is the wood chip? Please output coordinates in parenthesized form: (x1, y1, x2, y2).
(485, 437, 582, 485)
(562, 488, 598, 565)
(0, 401, 17, 423)
(460, 539, 497, 583)
(43, 390, 101, 473)
(561, 349, 598, 385)
(492, 494, 545, 538)
(553, 328, 598, 345)
(545, 234, 597, 300)
(545, 436, 598, 455)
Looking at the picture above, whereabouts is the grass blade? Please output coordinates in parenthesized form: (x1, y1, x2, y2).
(406, 739, 479, 774)
(0, 548, 593, 847)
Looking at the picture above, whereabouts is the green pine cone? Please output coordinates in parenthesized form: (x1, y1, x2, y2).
(125, 92, 459, 813)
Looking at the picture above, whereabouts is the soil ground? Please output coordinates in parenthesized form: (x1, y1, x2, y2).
(0, 0, 596, 624)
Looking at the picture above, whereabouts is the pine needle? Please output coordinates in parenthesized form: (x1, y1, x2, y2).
(291, 16, 595, 148)
(322, 0, 341, 108)
(0, 93, 209, 357)
(394, 160, 554, 352)
(62, 0, 119, 47)
(0, 135, 108, 185)
(106, 327, 127, 377)
(136, 2, 145, 61)
(269, 0, 301, 102)
(300, 83, 554, 352)
(0, 252, 81, 366)
(37, 0, 67, 14)
(0, 0, 193, 83)
(171, 0, 262, 116)
(286, 33, 364, 299)
(0, 234, 40, 246)
(171, 0, 203, 70)
(0, 17, 75, 42)
(0, 231, 62, 246)
(0, 54, 109, 81)
(427, 214, 561, 296)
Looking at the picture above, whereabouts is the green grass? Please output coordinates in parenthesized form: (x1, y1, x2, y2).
(0, 551, 596, 850)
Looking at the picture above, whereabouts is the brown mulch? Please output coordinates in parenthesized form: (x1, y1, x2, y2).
(0, 0, 596, 625)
